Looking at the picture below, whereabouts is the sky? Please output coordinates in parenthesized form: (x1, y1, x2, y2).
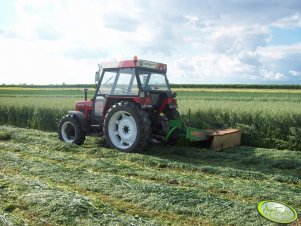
(0, 0, 301, 85)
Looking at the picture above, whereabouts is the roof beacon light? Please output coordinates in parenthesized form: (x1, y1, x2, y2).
(133, 56, 138, 65)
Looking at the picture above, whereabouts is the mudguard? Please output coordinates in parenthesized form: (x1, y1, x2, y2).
(68, 111, 89, 132)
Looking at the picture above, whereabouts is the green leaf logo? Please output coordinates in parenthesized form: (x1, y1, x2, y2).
(257, 200, 298, 224)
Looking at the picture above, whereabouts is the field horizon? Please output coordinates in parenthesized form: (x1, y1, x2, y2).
(1, 83, 301, 89)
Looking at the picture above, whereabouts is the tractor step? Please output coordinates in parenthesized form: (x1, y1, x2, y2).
(207, 129, 241, 151)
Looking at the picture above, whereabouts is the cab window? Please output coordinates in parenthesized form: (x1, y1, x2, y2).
(99, 68, 139, 95)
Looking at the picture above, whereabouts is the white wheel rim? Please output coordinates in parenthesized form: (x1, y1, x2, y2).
(61, 121, 76, 143)
(108, 111, 137, 149)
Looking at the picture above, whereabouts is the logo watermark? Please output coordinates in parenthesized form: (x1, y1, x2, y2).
(257, 200, 298, 224)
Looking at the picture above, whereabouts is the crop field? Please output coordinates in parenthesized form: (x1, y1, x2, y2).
(0, 86, 301, 225)
(1, 87, 301, 150)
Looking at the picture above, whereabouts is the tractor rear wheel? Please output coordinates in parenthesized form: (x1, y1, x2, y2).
(104, 101, 151, 152)
(58, 115, 86, 145)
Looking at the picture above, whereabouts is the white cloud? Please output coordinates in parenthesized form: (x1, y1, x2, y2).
(169, 54, 255, 84)
(289, 70, 301, 76)
(256, 44, 301, 82)
(0, 37, 98, 84)
(208, 25, 270, 54)
(260, 69, 285, 81)
(273, 12, 301, 29)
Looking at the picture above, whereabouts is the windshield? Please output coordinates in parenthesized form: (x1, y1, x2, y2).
(99, 68, 139, 95)
(138, 70, 170, 91)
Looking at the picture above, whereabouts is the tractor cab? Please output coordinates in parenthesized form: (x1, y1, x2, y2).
(90, 57, 177, 125)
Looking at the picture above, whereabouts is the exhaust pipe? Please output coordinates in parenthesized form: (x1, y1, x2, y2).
(83, 88, 88, 101)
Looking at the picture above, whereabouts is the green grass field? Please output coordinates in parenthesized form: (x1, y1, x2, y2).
(0, 87, 301, 225)
(0, 86, 301, 225)
(1, 126, 300, 225)
(1, 87, 301, 150)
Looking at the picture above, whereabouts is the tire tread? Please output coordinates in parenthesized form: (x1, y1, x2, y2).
(103, 101, 151, 152)
(58, 114, 86, 145)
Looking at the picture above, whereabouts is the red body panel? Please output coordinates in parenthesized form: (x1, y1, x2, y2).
(118, 60, 167, 71)
(118, 60, 136, 68)
(75, 101, 93, 118)
(74, 95, 177, 124)
(102, 96, 152, 116)
(159, 97, 177, 112)
(101, 59, 167, 73)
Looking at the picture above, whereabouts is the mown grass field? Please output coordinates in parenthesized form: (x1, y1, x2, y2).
(0, 86, 301, 225)
(1, 126, 301, 225)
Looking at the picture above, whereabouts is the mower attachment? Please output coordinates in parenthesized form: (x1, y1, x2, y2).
(166, 120, 241, 151)
(206, 129, 241, 151)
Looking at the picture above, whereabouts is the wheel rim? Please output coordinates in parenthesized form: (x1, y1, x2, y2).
(108, 111, 137, 149)
(61, 121, 76, 143)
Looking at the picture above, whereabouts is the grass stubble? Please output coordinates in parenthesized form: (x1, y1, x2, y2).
(0, 126, 300, 225)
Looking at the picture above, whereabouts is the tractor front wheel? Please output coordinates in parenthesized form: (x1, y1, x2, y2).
(104, 101, 151, 152)
(58, 115, 86, 145)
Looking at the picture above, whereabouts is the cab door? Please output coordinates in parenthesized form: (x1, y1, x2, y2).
(93, 68, 139, 121)
(93, 70, 117, 122)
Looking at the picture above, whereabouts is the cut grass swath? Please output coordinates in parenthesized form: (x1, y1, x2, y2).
(0, 126, 300, 225)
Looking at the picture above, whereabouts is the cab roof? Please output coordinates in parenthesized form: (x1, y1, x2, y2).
(100, 59, 167, 73)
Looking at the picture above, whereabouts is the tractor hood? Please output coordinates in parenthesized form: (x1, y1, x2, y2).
(75, 100, 93, 112)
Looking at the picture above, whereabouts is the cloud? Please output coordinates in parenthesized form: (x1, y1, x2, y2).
(103, 14, 140, 32)
(64, 46, 106, 60)
(289, 70, 301, 76)
(208, 25, 270, 54)
(260, 69, 284, 81)
(258, 44, 301, 70)
(238, 51, 261, 66)
(0, 30, 18, 39)
(169, 54, 255, 84)
(273, 12, 301, 29)
(1, 0, 301, 84)
(36, 21, 62, 40)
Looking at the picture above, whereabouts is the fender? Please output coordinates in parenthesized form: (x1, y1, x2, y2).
(68, 111, 89, 132)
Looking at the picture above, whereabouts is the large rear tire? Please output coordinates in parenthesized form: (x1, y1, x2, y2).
(104, 101, 151, 152)
(58, 115, 86, 145)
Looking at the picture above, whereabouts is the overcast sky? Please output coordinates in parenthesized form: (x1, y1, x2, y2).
(0, 0, 301, 84)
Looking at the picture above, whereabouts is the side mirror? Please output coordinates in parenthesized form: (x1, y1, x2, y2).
(172, 92, 177, 98)
(95, 71, 100, 83)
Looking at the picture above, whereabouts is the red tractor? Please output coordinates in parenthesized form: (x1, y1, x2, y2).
(58, 57, 181, 152)
(58, 57, 241, 152)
